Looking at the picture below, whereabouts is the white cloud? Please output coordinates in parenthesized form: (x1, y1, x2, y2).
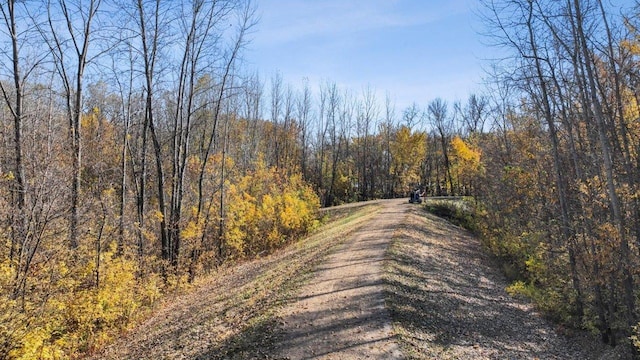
(253, 0, 445, 46)
(246, 0, 484, 109)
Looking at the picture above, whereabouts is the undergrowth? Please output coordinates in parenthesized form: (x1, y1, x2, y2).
(422, 198, 478, 233)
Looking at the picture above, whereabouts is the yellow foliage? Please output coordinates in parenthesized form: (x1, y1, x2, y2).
(154, 210, 164, 221)
(451, 136, 481, 164)
(390, 126, 426, 192)
(17, 327, 61, 360)
(632, 324, 640, 352)
(225, 159, 319, 258)
(187, 155, 202, 173)
(181, 219, 202, 242)
(0, 242, 162, 359)
(0, 259, 13, 288)
(524, 241, 549, 283)
(506, 280, 535, 298)
(622, 39, 640, 53)
(281, 193, 303, 230)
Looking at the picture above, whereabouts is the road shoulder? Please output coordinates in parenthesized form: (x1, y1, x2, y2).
(385, 206, 595, 359)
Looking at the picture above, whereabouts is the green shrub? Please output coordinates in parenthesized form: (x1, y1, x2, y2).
(423, 198, 478, 232)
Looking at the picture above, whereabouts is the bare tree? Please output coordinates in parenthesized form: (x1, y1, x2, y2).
(402, 102, 422, 130)
(128, 0, 170, 271)
(0, 0, 52, 301)
(0, 1, 29, 271)
(109, 37, 137, 255)
(382, 94, 396, 197)
(461, 94, 489, 134)
(269, 71, 283, 169)
(570, 0, 635, 331)
(428, 98, 454, 194)
(167, 0, 239, 267)
(238, 71, 263, 174)
(481, 0, 639, 344)
(37, 0, 105, 249)
(356, 86, 378, 200)
(324, 82, 340, 206)
(196, 16, 251, 214)
(296, 78, 312, 181)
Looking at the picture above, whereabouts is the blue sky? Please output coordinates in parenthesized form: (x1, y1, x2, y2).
(244, 0, 490, 111)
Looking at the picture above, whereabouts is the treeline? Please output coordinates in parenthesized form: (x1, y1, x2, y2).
(3, 0, 639, 357)
(471, 0, 640, 351)
(286, 84, 484, 206)
(0, 1, 479, 358)
(0, 0, 317, 358)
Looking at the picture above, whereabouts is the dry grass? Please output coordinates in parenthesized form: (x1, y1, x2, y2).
(89, 203, 381, 359)
(383, 206, 617, 359)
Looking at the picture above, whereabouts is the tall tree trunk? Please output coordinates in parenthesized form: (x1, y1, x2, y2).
(136, 0, 169, 270)
(1, 0, 29, 302)
(196, 8, 248, 217)
(0, 0, 27, 266)
(595, 0, 639, 325)
(525, 1, 584, 318)
(42, 0, 102, 249)
(572, 0, 635, 327)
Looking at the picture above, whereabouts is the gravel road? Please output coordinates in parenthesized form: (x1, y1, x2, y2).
(90, 199, 613, 360)
(271, 199, 407, 359)
(271, 199, 602, 359)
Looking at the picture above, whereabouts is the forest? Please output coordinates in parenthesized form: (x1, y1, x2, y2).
(1, 0, 640, 358)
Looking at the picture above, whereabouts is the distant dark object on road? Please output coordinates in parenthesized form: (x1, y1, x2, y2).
(409, 189, 422, 204)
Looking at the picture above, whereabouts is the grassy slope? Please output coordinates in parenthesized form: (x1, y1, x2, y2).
(91, 203, 381, 359)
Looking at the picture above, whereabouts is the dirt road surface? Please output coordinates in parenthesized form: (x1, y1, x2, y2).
(271, 199, 407, 359)
(270, 199, 602, 359)
(91, 198, 610, 359)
